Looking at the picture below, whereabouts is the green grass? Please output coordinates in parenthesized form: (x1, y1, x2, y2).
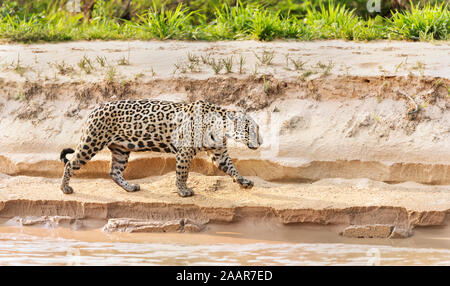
(0, 1, 447, 42)
(387, 2, 449, 40)
(305, 2, 359, 39)
(254, 49, 275, 65)
(137, 2, 196, 39)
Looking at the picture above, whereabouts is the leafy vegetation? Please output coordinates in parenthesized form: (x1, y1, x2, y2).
(387, 2, 449, 40)
(0, 0, 447, 42)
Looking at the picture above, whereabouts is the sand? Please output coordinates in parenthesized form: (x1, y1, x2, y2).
(0, 40, 448, 82)
(0, 173, 449, 229)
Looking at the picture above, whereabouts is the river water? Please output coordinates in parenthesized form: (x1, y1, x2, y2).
(1, 221, 449, 266)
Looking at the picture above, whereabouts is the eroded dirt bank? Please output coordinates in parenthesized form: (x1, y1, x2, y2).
(0, 40, 449, 238)
(0, 173, 449, 237)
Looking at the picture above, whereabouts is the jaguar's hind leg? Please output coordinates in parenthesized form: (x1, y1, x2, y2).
(61, 161, 76, 194)
(108, 144, 140, 192)
(60, 142, 103, 194)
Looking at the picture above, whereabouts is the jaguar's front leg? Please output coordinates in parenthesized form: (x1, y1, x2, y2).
(208, 149, 254, 189)
(175, 147, 196, 197)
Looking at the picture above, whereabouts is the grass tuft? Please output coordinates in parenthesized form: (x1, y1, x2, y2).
(105, 66, 117, 83)
(254, 49, 275, 65)
(387, 2, 449, 40)
(78, 55, 94, 74)
(96, 56, 107, 67)
(137, 3, 195, 40)
(238, 55, 246, 74)
(50, 60, 75, 75)
(208, 58, 224, 74)
(117, 56, 130, 66)
(222, 56, 233, 73)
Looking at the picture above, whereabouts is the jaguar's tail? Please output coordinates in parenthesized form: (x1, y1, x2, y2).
(60, 148, 75, 164)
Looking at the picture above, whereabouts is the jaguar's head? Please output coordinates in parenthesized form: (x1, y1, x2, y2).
(226, 111, 263, 150)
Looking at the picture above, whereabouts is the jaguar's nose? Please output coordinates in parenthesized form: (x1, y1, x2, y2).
(249, 134, 263, 150)
(257, 133, 263, 146)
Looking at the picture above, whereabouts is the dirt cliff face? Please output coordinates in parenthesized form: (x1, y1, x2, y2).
(0, 40, 449, 237)
(0, 74, 448, 184)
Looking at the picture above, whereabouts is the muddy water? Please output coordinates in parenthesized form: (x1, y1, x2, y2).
(0, 221, 449, 266)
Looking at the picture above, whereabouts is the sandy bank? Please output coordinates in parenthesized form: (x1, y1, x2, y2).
(0, 173, 449, 230)
(0, 40, 448, 82)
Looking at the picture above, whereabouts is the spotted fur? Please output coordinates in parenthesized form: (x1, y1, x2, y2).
(60, 99, 262, 197)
